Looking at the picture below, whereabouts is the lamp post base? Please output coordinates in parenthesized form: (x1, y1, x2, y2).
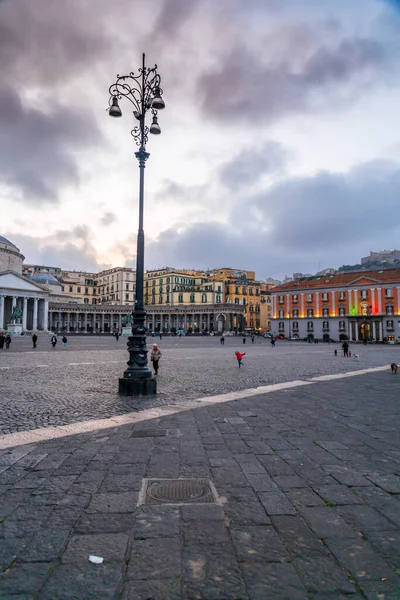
(118, 376, 157, 396)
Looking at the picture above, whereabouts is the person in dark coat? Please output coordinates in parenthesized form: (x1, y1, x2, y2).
(0, 333, 4, 349)
(32, 333, 38, 348)
(5, 334, 11, 349)
(342, 341, 349, 357)
(51, 334, 57, 348)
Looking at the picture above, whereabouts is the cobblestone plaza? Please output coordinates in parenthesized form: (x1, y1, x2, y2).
(1, 336, 400, 435)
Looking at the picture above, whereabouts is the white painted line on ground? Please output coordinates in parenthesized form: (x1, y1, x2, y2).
(0, 364, 391, 450)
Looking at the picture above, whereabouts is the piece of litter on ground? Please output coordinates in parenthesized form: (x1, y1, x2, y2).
(89, 555, 104, 564)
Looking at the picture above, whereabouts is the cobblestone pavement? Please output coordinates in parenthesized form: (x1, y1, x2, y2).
(1, 336, 400, 434)
(0, 371, 399, 599)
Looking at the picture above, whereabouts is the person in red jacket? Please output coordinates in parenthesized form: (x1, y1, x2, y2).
(235, 351, 246, 368)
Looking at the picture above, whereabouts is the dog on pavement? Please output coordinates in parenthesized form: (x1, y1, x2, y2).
(391, 363, 398, 374)
(354, 353, 359, 361)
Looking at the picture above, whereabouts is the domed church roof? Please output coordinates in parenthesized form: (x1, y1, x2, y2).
(0, 235, 19, 250)
(29, 272, 62, 287)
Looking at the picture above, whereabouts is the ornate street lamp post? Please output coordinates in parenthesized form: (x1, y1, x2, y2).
(108, 53, 165, 395)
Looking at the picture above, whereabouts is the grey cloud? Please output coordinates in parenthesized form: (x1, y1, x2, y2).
(198, 36, 386, 124)
(100, 212, 117, 226)
(146, 160, 400, 279)
(219, 142, 288, 190)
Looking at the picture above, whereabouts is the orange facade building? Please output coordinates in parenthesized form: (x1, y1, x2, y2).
(271, 269, 400, 342)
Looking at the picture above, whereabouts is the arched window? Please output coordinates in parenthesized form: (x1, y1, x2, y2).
(307, 321, 314, 330)
(242, 298, 246, 306)
(307, 308, 314, 318)
(322, 307, 329, 317)
(235, 298, 239, 305)
(292, 309, 298, 318)
(202, 294, 207, 303)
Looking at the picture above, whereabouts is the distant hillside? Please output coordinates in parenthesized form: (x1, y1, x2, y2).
(337, 259, 400, 273)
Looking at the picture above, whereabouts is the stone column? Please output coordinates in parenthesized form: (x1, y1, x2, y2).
(33, 298, 38, 330)
(286, 294, 290, 316)
(118, 314, 122, 331)
(66, 312, 70, 332)
(84, 312, 88, 332)
(75, 313, 79, 331)
(43, 299, 49, 331)
(12, 296, 17, 313)
(371, 288, 375, 313)
(377, 288, 382, 314)
(0, 296, 4, 329)
(101, 313, 105, 331)
(23, 297, 28, 330)
(58, 311, 62, 331)
(331, 291, 335, 316)
(300, 293, 305, 317)
(354, 290, 358, 314)
(315, 292, 320, 316)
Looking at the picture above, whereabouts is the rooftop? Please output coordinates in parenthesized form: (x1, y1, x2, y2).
(273, 268, 400, 291)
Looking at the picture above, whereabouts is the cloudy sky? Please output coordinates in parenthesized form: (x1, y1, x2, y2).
(1, 0, 400, 280)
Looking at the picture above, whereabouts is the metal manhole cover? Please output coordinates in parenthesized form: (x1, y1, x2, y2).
(139, 478, 218, 506)
(131, 429, 167, 438)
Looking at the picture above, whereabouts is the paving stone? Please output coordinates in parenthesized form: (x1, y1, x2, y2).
(364, 530, 400, 569)
(284, 488, 325, 508)
(299, 506, 363, 539)
(134, 506, 180, 539)
(315, 484, 364, 505)
(231, 525, 291, 563)
(365, 474, 400, 494)
(241, 561, 309, 600)
(321, 464, 373, 487)
(273, 475, 308, 490)
(20, 528, 70, 562)
(61, 533, 129, 564)
(336, 505, 398, 534)
(324, 536, 394, 581)
(358, 577, 400, 600)
(257, 491, 297, 515)
(182, 542, 248, 600)
(245, 441, 273, 454)
(271, 516, 330, 557)
(127, 537, 181, 580)
(85, 492, 137, 513)
(121, 578, 182, 600)
(37, 563, 124, 600)
(244, 473, 278, 492)
(74, 512, 135, 534)
(180, 504, 226, 521)
(223, 501, 271, 525)
(294, 556, 357, 594)
(182, 519, 231, 545)
(0, 563, 52, 596)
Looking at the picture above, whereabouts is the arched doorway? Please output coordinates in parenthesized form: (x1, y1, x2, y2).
(359, 322, 372, 342)
(216, 314, 226, 332)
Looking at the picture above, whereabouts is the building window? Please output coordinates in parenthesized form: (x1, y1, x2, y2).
(292, 322, 299, 331)
(178, 294, 183, 303)
(190, 293, 195, 303)
(307, 321, 314, 331)
(61, 286, 65, 292)
(361, 290, 368, 299)
(235, 298, 239, 305)
(322, 307, 329, 317)
(85, 287, 88, 294)
(322, 321, 329, 331)
(166, 294, 170, 303)
(322, 292, 328, 301)
(386, 305, 394, 315)
(307, 293, 313, 302)
(293, 294, 298, 303)
(216, 295, 221, 303)
(242, 298, 246, 306)
(125, 294, 129, 301)
(387, 320, 394, 330)
(69, 286, 73, 293)
(278, 295, 284, 304)
(307, 308, 314, 318)
(339, 307, 346, 316)
(278, 322, 285, 331)
(279, 309, 284, 318)
(126, 284, 129, 291)
(202, 294, 207, 303)
(385, 288, 393, 298)
(339, 321, 346, 331)
(339, 291, 345, 300)
(292, 309, 298, 318)
(77, 287, 81, 293)
(84, 298, 89, 304)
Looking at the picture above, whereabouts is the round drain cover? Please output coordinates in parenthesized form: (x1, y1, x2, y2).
(146, 479, 213, 504)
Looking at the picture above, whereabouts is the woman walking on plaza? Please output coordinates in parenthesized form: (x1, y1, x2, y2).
(62, 335, 68, 349)
(5, 334, 11, 349)
(32, 333, 38, 349)
(150, 344, 162, 375)
(342, 341, 349, 357)
(51, 334, 57, 348)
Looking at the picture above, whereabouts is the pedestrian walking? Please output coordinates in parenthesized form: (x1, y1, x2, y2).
(220, 335, 225, 345)
(115, 332, 119, 341)
(251, 335, 255, 344)
(235, 350, 246, 368)
(334, 349, 337, 356)
(150, 343, 162, 375)
(0, 333, 5, 349)
(159, 332, 163, 341)
(32, 333, 38, 349)
(242, 336, 246, 344)
(51, 334, 57, 349)
(342, 341, 349, 357)
(5, 334, 11, 349)
(271, 338, 276, 348)
(62, 335, 68, 349)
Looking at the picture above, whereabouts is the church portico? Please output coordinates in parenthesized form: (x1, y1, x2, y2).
(0, 272, 50, 332)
